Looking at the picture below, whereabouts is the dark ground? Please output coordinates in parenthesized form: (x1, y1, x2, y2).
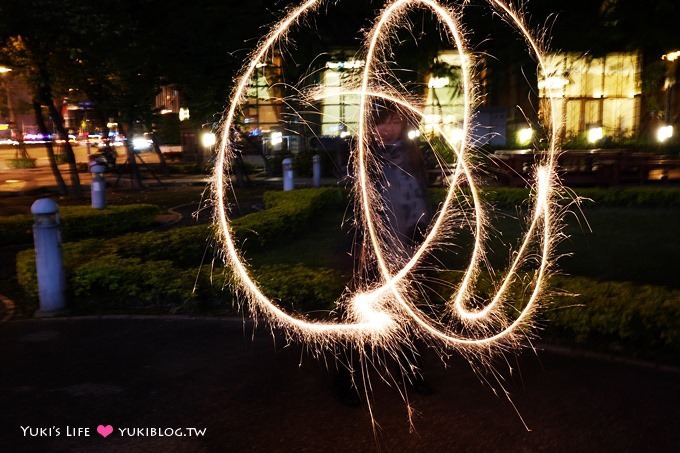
(1, 317, 679, 453)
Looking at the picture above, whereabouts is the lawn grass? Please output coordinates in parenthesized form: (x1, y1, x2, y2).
(558, 207, 680, 288)
(246, 208, 355, 272)
(241, 201, 680, 292)
(480, 207, 680, 289)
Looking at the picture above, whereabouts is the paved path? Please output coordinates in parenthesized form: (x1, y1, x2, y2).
(1, 317, 678, 452)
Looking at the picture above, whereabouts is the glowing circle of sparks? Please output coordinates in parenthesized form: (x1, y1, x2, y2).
(212, 0, 562, 357)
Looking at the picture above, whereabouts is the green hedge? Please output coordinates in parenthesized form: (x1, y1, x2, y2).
(71, 257, 196, 311)
(573, 187, 680, 207)
(257, 264, 345, 313)
(15, 188, 347, 313)
(231, 187, 345, 247)
(546, 276, 680, 358)
(0, 204, 160, 246)
(16, 252, 344, 316)
(429, 186, 680, 208)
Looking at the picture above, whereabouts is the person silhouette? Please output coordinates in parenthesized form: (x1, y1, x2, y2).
(334, 99, 433, 406)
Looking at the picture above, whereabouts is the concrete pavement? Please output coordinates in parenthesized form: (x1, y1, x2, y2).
(1, 316, 679, 452)
(0, 145, 338, 196)
(0, 145, 189, 195)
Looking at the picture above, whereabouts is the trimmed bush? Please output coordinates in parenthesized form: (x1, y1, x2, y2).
(15, 188, 348, 313)
(257, 264, 346, 313)
(113, 225, 214, 268)
(71, 257, 195, 311)
(59, 204, 161, 238)
(0, 204, 160, 246)
(574, 187, 680, 208)
(546, 276, 680, 357)
(0, 214, 33, 247)
(428, 186, 680, 208)
(16, 238, 118, 300)
(232, 187, 346, 247)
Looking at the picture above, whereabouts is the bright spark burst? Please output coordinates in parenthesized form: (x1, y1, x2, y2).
(211, 0, 563, 426)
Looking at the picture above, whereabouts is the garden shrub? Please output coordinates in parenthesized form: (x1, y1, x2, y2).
(546, 276, 680, 356)
(113, 224, 214, 268)
(0, 204, 160, 246)
(100, 188, 345, 265)
(17, 248, 345, 315)
(59, 204, 161, 239)
(428, 186, 680, 209)
(232, 187, 345, 247)
(15, 188, 348, 313)
(574, 187, 680, 208)
(71, 257, 195, 311)
(16, 238, 124, 300)
(0, 214, 33, 246)
(185, 265, 235, 313)
(256, 264, 346, 313)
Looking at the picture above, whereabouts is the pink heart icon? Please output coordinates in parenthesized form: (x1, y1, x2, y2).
(97, 425, 113, 438)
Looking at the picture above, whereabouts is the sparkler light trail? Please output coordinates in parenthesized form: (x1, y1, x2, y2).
(211, 0, 563, 418)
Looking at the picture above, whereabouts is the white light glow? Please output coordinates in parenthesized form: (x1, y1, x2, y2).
(326, 59, 365, 70)
(587, 127, 604, 143)
(517, 127, 533, 145)
(201, 131, 216, 148)
(270, 131, 283, 146)
(662, 51, 680, 62)
(448, 127, 464, 143)
(537, 76, 568, 90)
(132, 136, 152, 151)
(656, 125, 674, 142)
(423, 114, 440, 125)
(428, 76, 450, 88)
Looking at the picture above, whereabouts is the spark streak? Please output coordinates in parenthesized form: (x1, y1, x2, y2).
(211, 0, 563, 412)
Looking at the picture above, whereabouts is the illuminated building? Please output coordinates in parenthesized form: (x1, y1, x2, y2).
(319, 57, 365, 137)
(538, 52, 642, 142)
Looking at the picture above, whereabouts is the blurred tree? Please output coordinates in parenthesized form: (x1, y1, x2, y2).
(0, 0, 82, 196)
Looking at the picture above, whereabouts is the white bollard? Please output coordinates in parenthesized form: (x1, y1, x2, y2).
(31, 198, 66, 317)
(90, 163, 107, 209)
(282, 157, 294, 191)
(312, 154, 321, 187)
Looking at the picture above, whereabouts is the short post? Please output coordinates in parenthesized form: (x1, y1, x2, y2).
(282, 157, 294, 191)
(90, 163, 107, 209)
(31, 198, 66, 317)
(312, 154, 321, 188)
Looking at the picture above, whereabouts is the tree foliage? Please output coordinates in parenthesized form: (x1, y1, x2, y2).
(1, 0, 679, 158)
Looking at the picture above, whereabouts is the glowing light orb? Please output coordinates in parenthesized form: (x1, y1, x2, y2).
(211, 0, 563, 399)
